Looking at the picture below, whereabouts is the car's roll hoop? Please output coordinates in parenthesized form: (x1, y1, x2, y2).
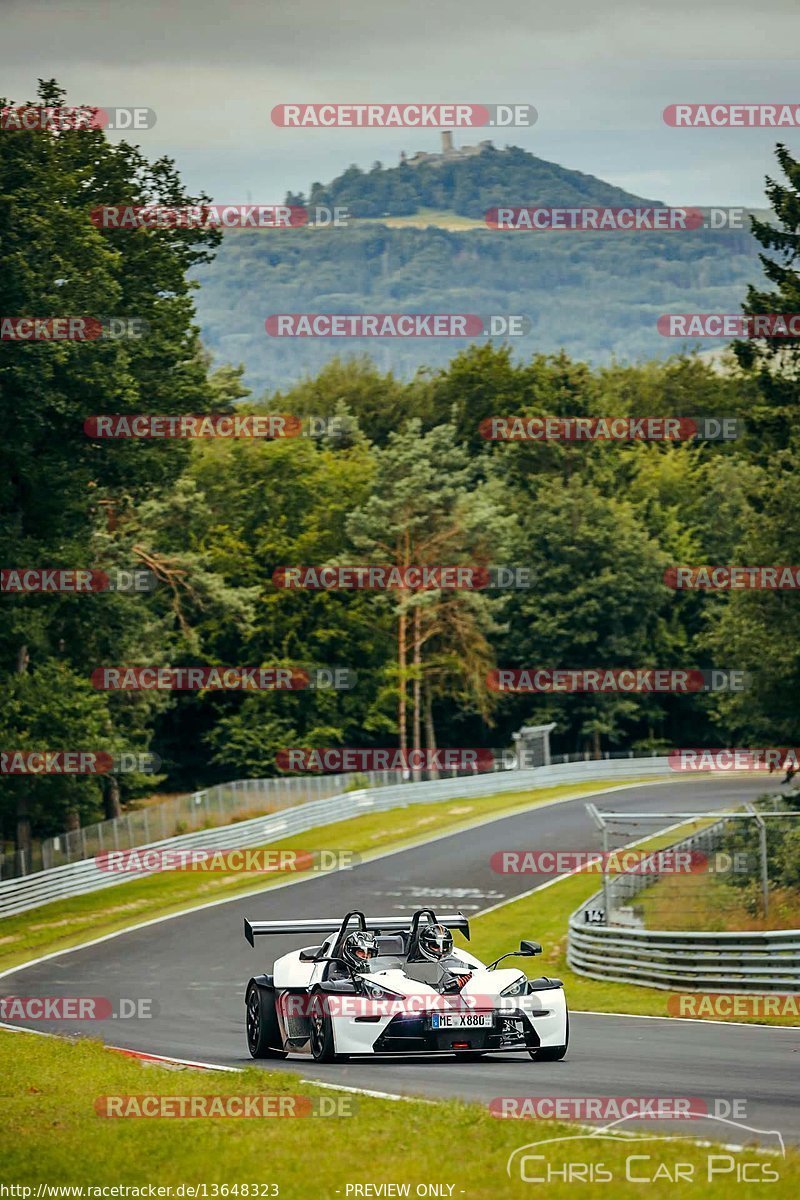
(244, 908, 470, 947)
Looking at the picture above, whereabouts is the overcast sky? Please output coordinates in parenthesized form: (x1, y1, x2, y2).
(3, 0, 799, 206)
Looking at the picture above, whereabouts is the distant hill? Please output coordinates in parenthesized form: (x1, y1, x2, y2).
(292, 140, 657, 220)
(192, 144, 764, 395)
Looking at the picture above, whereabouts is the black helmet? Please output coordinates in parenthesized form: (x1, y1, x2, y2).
(342, 930, 379, 971)
(418, 922, 453, 962)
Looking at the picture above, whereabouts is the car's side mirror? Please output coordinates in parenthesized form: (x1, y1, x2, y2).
(299, 945, 323, 962)
(320, 979, 357, 994)
(519, 940, 542, 956)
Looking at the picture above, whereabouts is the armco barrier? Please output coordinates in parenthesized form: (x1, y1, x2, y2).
(35, 769, 408, 874)
(568, 819, 800, 992)
(0, 757, 671, 917)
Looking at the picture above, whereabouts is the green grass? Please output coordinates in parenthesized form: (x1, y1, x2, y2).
(356, 207, 486, 230)
(2, 1030, 796, 1196)
(0, 778, 653, 974)
(636, 872, 800, 932)
(469, 820, 800, 1027)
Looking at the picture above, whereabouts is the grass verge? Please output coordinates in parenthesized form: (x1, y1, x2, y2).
(635, 872, 800, 932)
(356, 207, 485, 230)
(2, 1030, 796, 1196)
(0, 778, 654, 975)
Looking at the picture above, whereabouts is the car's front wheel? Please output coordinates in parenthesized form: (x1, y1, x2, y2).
(308, 991, 346, 1063)
(246, 979, 287, 1059)
(529, 1011, 569, 1061)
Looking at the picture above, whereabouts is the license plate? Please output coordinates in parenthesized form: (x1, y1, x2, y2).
(431, 1012, 493, 1029)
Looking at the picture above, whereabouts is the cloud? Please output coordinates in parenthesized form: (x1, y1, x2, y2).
(3, 0, 799, 205)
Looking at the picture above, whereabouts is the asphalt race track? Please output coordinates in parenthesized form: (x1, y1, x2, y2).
(3, 777, 799, 1147)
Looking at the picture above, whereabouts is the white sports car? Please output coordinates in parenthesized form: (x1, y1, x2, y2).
(243, 908, 569, 1062)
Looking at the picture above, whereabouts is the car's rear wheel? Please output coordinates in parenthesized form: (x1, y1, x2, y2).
(529, 1011, 569, 1061)
(309, 991, 346, 1062)
(246, 979, 287, 1059)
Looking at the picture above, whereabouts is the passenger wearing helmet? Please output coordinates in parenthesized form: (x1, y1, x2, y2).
(341, 929, 379, 974)
(410, 922, 472, 991)
(418, 922, 454, 962)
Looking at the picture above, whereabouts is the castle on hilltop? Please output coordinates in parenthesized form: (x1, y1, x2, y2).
(401, 131, 494, 168)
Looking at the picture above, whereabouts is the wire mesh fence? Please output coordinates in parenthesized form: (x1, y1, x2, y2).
(1, 747, 643, 880)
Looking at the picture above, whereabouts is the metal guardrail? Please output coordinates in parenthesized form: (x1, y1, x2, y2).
(34, 770, 408, 875)
(5, 748, 644, 879)
(567, 819, 800, 992)
(0, 756, 671, 917)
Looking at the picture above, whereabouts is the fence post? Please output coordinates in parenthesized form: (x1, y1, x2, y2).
(757, 815, 769, 919)
(746, 804, 770, 919)
(601, 823, 611, 922)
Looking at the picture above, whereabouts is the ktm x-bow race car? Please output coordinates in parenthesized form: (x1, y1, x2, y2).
(243, 908, 568, 1062)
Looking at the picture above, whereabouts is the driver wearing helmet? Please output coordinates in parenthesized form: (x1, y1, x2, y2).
(413, 921, 472, 992)
(340, 929, 379, 974)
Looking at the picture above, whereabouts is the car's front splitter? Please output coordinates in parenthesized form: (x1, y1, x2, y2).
(371, 1010, 540, 1054)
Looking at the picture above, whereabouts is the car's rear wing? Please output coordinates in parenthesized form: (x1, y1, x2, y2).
(244, 909, 470, 947)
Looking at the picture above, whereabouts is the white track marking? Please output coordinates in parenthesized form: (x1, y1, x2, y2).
(571, 1009, 800, 1030)
(0, 778, 677, 981)
(0, 1020, 241, 1069)
(7, 779, 788, 1047)
(299, 1079, 434, 1103)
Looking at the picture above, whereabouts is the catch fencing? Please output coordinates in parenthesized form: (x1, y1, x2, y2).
(568, 814, 800, 992)
(0, 755, 670, 917)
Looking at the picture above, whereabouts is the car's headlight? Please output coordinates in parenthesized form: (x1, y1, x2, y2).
(501, 978, 529, 997)
(360, 978, 404, 1001)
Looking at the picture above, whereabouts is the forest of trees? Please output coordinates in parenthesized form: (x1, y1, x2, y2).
(2, 84, 800, 862)
(288, 143, 656, 219)
(193, 219, 762, 393)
